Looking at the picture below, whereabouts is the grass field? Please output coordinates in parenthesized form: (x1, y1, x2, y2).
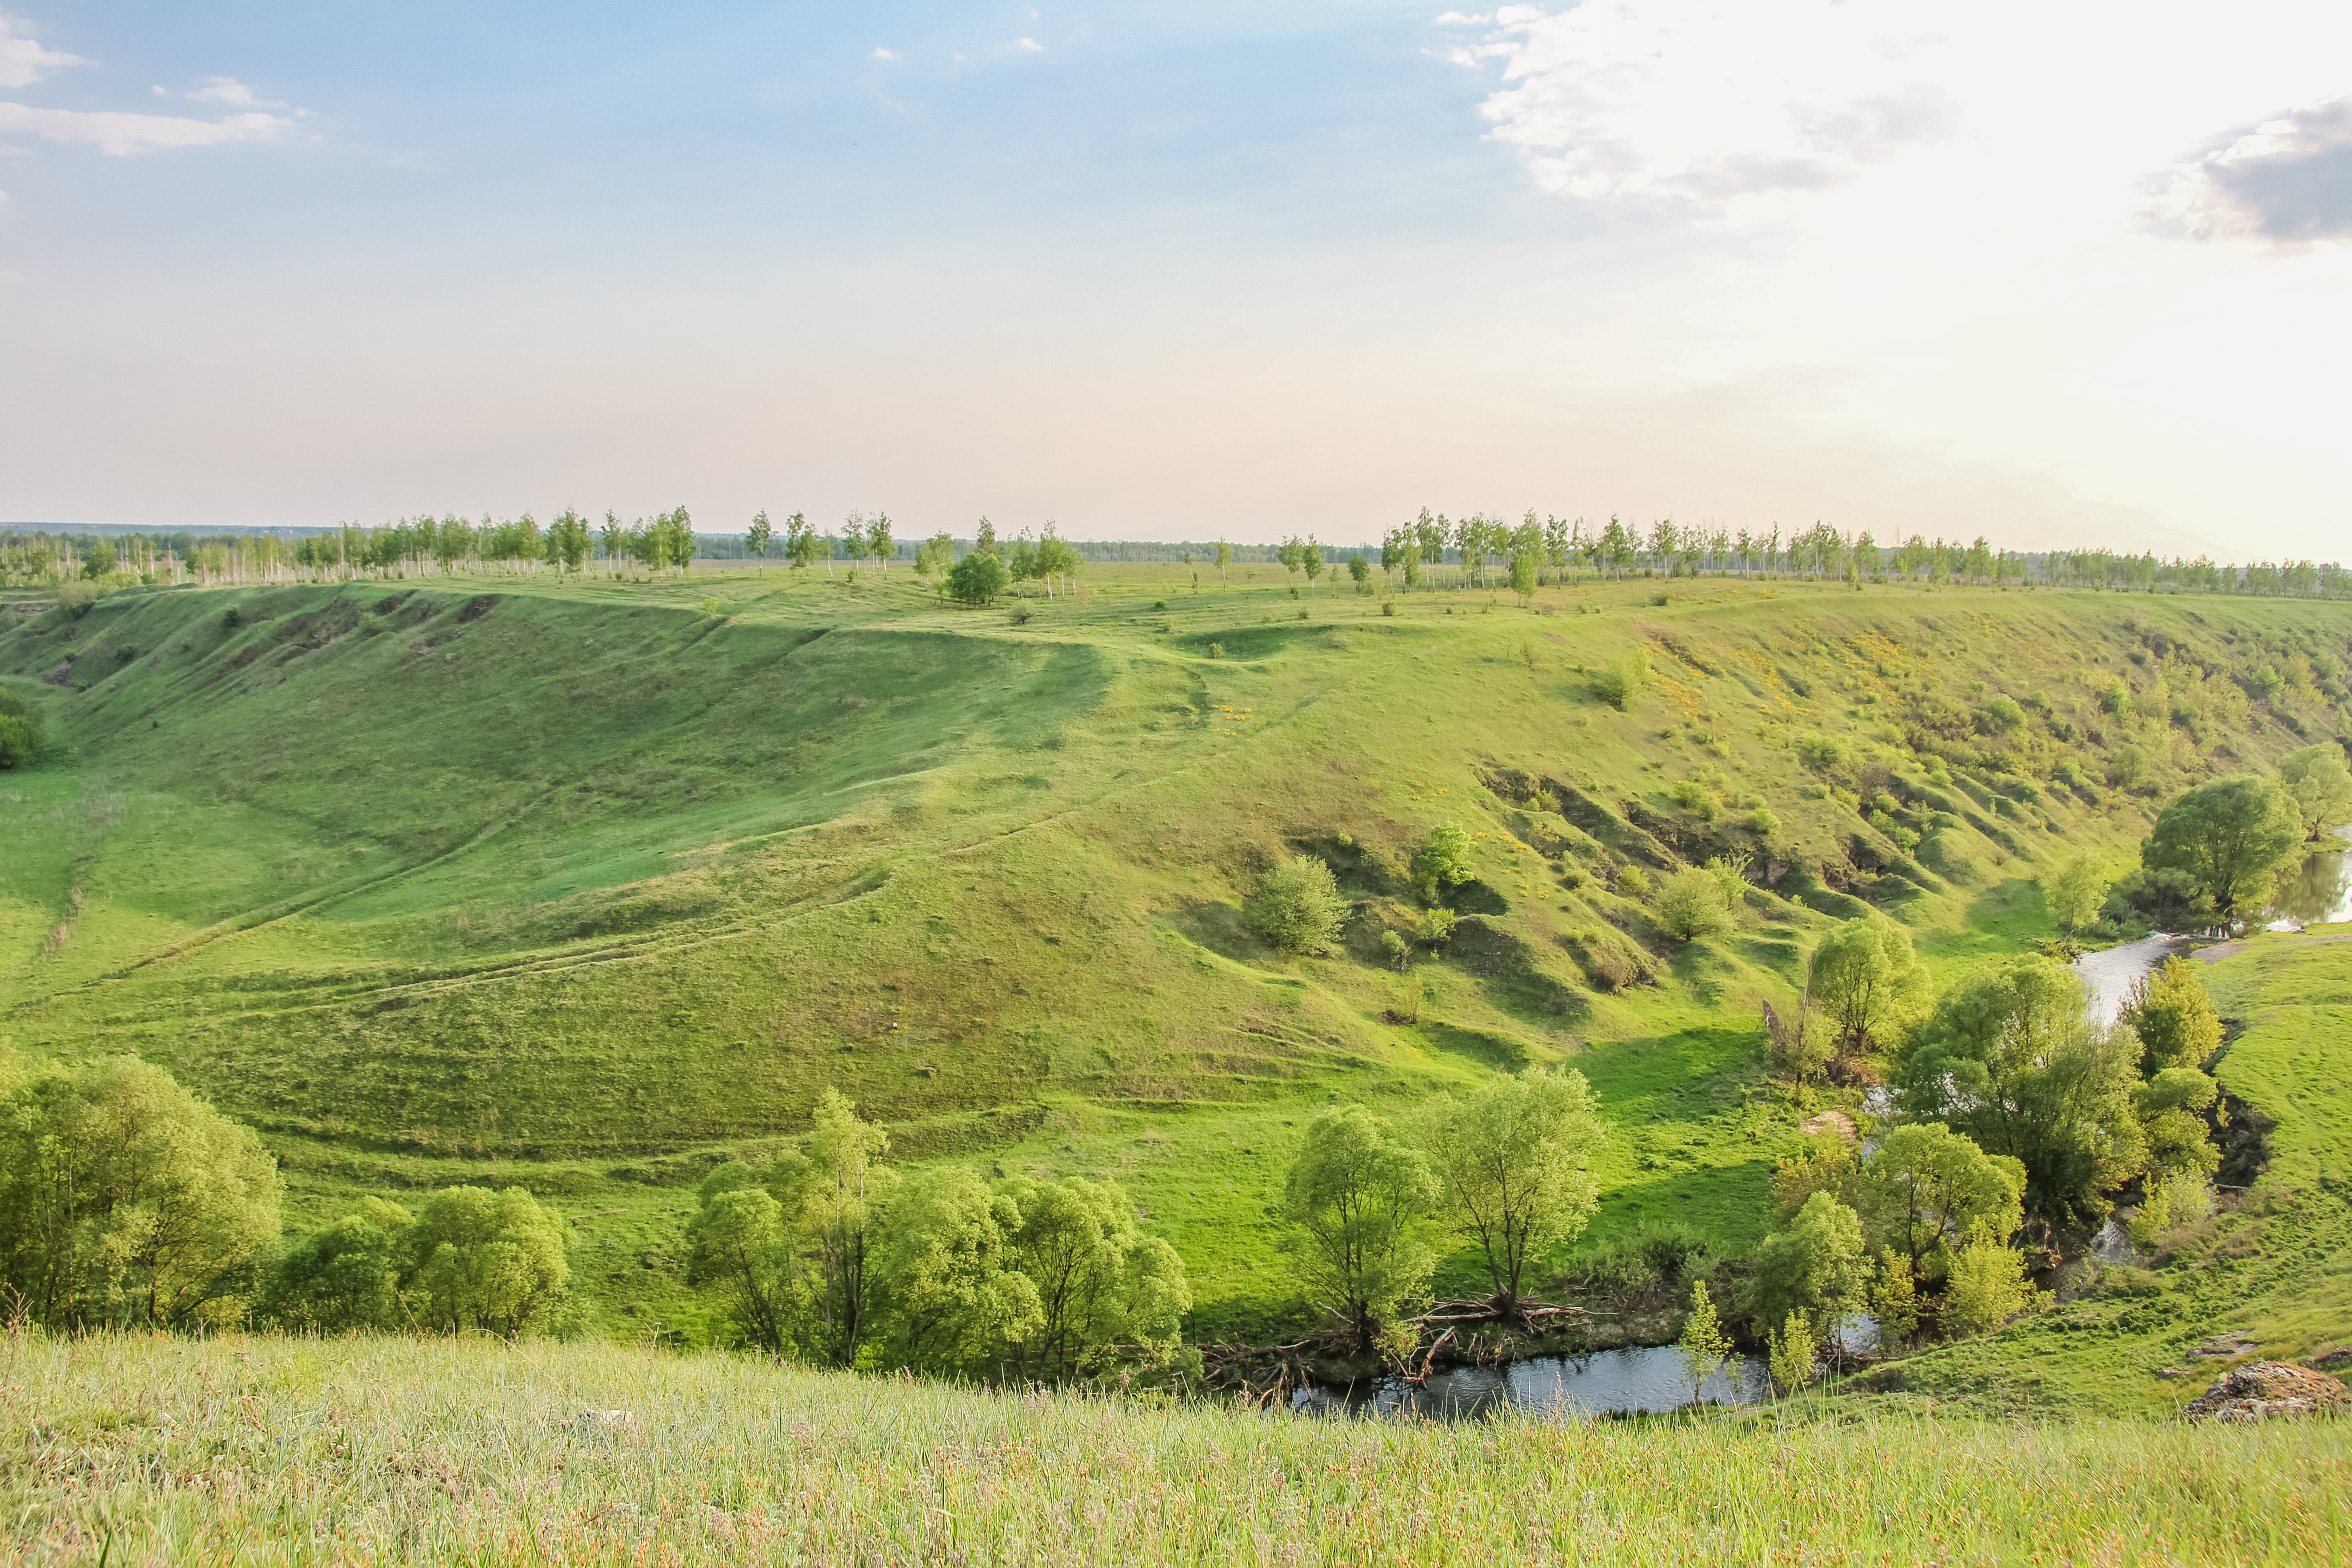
(4, 1331, 2348, 1567)
(2, 564, 2346, 1341)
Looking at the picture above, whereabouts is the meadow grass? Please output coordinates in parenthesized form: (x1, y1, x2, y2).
(1, 567, 2345, 1340)
(4, 1330, 2347, 1567)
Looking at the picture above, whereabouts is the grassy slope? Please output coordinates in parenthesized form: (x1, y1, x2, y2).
(6, 1333, 2348, 1566)
(1, 567, 2345, 1341)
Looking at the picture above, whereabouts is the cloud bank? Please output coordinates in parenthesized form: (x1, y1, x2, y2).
(2149, 96, 2352, 245)
(0, 8, 84, 89)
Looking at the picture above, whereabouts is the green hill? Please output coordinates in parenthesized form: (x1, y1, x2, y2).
(2, 566, 2345, 1340)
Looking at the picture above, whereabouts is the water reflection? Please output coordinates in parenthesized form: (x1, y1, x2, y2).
(1291, 1345, 1766, 1421)
(2264, 826, 2352, 929)
(2076, 934, 2187, 1027)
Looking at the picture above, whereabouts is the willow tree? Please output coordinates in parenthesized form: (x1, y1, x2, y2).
(1420, 1069, 1604, 1312)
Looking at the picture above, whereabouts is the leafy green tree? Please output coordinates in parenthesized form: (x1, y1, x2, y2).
(1939, 1220, 2042, 1338)
(685, 1170, 799, 1354)
(1654, 867, 1735, 942)
(1766, 1308, 1817, 1394)
(1676, 1279, 1734, 1402)
(1420, 1070, 1604, 1311)
(1214, 540, 1231, 584)
(546, 509, 592, 575)
(0, 1050, 281, 1329)
(1509, 545, 1539, 605)
(841, 514, 869, 575)
(1896, 957, 2149, 1228)
(2121, 954, 2222, 1075)
(1302, 537, 1325, 594)
(786, 512, 820, 572)
(994, 1174, 1191, 1383)
(2278, 743, 2352, 841)
(1806, 915, 1931, 1075)
(875, 1167, 1038, 1372)
(2141, 777, 2305, 921)
(947, 551, 1011, 605)
(802, 1089, 898, 1368)
(1276, 535, 1304, 580)
(1412, 823, 1476, 905)
(1246, 854, 1348, 954)
(1347, 555, 1371, 592)
(2136, 1065, 2220, 1184)
(1746, 1190, 1869, 1339)
(403, 1186, 568, 1336)
(746, 510, 773, 566)
(975, 517, 999, 554)
(0, 690, 42, 769)
(1870, 1248, 1922, 1348)
(866, 512, 895, 574)
(1857, 1123, 2025, 1275)
(2043, 856, 2111, 936)
(267, 1197, 412, 1331)
(1283, 1106, 1439, 1353)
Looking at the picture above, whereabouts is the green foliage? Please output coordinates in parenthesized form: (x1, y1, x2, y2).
(2277, 743, 2352, 840)
(1245, 854, 1348, 954)
(55, 580, 96, 618)
(1412, 823, 1476, 904)
(1746, 1190, 1868, 1335)
(1939, 1220, 2044, 1339)
(876, 1166, 1037, 1372)
(1378, 928, 1410, 970)
(1795, 734, 1848, 772)
(404, 1186, 569, 1336)
(1590, 651, 1650, 710)
(1675, 1279, 1734, 1402)
(266, 1199, 411, 1332)
(946, 550, 1011, 605)
(1653, 866, 1735, 942)
(1896, 957, 2148, 1228)
(1806, 915, 1930, 1074)
(1744, 806, 1782, 837)
(1767, 1308, 1817, 1394)
(0, 1049, 281, 1329)
(989, 1174, 1192, 1384)
(2121, 954, 2222, 1075)
(1871, 1248, 1922, 1350)
(1614, 863, 1650, 899)
(2142, 776, 2304, 920)
(2042, 856, 2110, 936)
(0, 690, 40, 767)
(1979, 696, 2026, 734)
(1420, 1070, 1603, 1308)
(1282, 1106, 1439, 1351)
(1858, 1123, 2025, 1275)
(1668, 779, 1719, 820)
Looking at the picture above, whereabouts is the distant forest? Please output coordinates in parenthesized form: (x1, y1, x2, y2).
(1, 507, 2345, 598)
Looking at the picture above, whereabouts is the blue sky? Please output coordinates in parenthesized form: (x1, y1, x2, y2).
(4, 2, 2350, 556)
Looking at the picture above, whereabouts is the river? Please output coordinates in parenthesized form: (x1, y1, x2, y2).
(1290, 1345, 1767, 1421)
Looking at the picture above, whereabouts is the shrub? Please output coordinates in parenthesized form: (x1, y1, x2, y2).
(1978, 697, 2026, 734)
(2098, 678, 2130, 716)
(947, 551, 1011, 605)
(1745, 807, 1782, 837)
(0, 693, 42, 769)
(1614, 863, 1650, 898)
(1654, 867, 1735, 942)
(1669, 779, 1719, 821)
(1796, 734, 1849, 772)
(1412, 824, 1475, 904)
(56, 581, 96, 618)
(1590, 651, 1651, 710)
(1939, 1221, 2045, 1338)
(1246, 855, 1348, 954)
(1417, 907, 1459, 947)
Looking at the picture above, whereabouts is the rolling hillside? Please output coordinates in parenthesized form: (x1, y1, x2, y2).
(2, 565, 2344, 1339)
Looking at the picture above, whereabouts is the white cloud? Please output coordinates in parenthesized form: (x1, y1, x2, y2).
(187, 76, 281, 108)
(1015, 37, 1043, 53)
(2148, 97, 2352, 246)
(0, 101, 293, 156)
(0, 9, 84, 89)
(871, 46, 899, 62)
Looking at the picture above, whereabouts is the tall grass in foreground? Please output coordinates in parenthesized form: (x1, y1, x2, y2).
(3, 1334, 2345, 1566)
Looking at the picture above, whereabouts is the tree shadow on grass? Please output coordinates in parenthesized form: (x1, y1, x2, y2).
(1165, 898, 1268, 964)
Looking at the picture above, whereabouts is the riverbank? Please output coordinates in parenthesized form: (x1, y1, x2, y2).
(6, 1332, 2346, 1566)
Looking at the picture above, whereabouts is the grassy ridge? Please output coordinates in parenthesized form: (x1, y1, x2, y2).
(1, 567, 2345, 1338)
(4, 1332, 2347, 1566)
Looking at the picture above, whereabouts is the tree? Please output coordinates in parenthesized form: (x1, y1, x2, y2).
(547, 509, 591, 576)
(947, 551, 1011, 606)
(802, 1089, 897, 1368)
(1509, 544, 1540, 606)
(867, 512, 895, 574)
(1654, 867, 1735, 942)
(1939, 1220, 2042, 1338)
(1214, 540, 1232, 585)
(747, 510, 773, 567)
(2278, 743, 2352, 841)
(1856, 1123, 2025, 1275)
(841, 514, 869, 575)
(875, 1166, 1038, 1372)
(2141, 777, 2305, 921)
(0, 690, 41, 769)
(2121, 954, 2222, 1075)
(403, 1186, 569, 1336)
(1246, 854, 1348, 954)
(1895, 957, 2149, 1228)
(1420, 1069, 1604, 1311)
(267, 1198, 411, 1332)
(1412, 823, 1475, 905)
(1347, 555, 1371, 593)
(1676, 1280, 1734, 1403)
(1767, 1308, 1817, 1395)
(993, 1174, 1191, 1383)
(0, 1051, 281, 1329)
(685, 1171, 800, 1354)
(1806, 915, 1931, 1075)
(2044, 856, 2110, 936)
(1283, 1106, 1439, 1353)
(975, 517, 999, 555)
(1746, 1190, 1869, 1340)
(1276, 535, 1304, 580)
(1302, 537, 1325, 594)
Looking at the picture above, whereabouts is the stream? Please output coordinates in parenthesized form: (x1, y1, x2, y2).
(1290, 1345, 1767, 1421)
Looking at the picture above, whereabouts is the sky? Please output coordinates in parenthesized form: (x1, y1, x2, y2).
(1, 2, 2349, 557)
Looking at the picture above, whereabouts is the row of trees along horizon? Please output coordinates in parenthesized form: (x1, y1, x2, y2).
(3, 753, 2343, 1397)
(4, 511, 2347, 598)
